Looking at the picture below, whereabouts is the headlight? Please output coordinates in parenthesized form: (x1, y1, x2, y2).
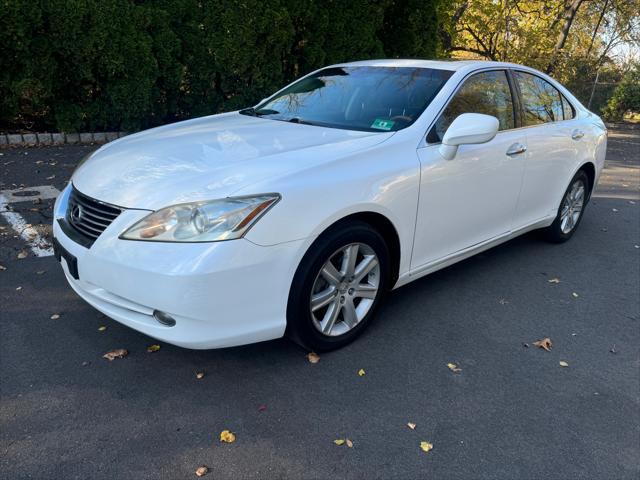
(120, 194, 280, 242)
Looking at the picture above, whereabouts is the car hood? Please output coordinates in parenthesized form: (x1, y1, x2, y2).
(73, 112, 393, 210)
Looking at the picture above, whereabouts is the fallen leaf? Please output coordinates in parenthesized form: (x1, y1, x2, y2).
(346, 439, 353, 448)
(0, 265, 6, 271)
(219, 430, 236, 443)
(548, 278, 560, 284)
(16, 286, 22, 291)
(609, 345, 617, 354)
(146, 344, 161, 353)
(46, 175, 55, 180)
(103, 349, 128, 361)
(196, 371, 205, 379)
(333, 439, 345, 446)
(98, 325, 107, 332)
(533, 338, 552, 351)
(572, 292, 579, 298)
(50, 313, 60, 320)
(17, 251, 28, 259)
(559, 361, 569, 367)
(358, 368, 366, 376)
(612, 208, 618, 212)
(407, 422, 417, 430)
(306, 352, 320, 364)
(195, 466, 209, 477)
(420, 441, 433, 453)
(36, 270, 45, 275)
(447, 362, 461, 373)
(258, 404, 267, 412)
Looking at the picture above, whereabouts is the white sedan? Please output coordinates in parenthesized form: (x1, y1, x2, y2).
(53, 59, 607, 351)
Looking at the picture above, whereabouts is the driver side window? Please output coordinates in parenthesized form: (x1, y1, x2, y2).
(428, 70, 515, 143)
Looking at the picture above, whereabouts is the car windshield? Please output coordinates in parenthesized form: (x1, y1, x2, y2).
(241, 66, 453, 132)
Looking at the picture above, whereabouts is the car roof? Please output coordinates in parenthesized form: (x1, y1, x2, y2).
(334, 59, 526, 72)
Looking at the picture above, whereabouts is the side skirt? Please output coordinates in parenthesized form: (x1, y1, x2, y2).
(393, 216, 554, 289)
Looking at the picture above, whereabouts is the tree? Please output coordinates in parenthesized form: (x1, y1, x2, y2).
(602, 62, 640, 120)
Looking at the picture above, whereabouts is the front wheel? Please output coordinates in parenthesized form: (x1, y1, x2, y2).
(544, 170, 589, 243)
(286, 221, 390, 351)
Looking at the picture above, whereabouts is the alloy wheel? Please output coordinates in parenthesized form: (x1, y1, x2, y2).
(560, 178, 586, 234)
(309, 242, 380, 336)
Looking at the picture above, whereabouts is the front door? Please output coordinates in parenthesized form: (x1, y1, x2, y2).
(411, 70, 526, 269)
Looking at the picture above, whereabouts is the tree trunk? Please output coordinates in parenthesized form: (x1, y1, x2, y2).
(546, 0, 585, 74)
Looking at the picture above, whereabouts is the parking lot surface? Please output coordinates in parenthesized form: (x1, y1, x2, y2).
(1, 124, 638, 479)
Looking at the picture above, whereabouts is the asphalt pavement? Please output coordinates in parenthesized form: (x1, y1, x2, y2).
(1, 124, 638, 479)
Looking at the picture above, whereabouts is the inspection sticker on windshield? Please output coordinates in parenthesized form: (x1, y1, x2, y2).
(371, 119, 394, 131)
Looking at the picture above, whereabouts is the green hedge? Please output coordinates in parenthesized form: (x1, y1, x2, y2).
(0, 0, 442, 132)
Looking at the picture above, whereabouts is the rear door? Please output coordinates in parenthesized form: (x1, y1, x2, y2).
(511, 70, 584, 228)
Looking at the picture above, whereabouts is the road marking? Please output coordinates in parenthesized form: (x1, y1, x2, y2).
(0, 185, 60, 257)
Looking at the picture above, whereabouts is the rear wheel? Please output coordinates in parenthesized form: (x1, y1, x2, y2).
(545, 170, 589, 243)
(287, 222, 389, 351)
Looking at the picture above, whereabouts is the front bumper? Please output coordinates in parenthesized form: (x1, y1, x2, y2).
(52, 184, 305, 349)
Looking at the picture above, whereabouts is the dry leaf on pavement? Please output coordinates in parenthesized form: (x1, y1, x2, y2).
(0, 265, 6, 271)
(98, 326, 107, 332)
(16, 286, 22, 291)
(195, 465, 209, 477)
(447, 363, 461, 373)
(420, 441, 433, 453)
(103, 349, 128, 361)
(306, 352, 320, 364)
(50, 314, 60, 320)
(333, 439, 345, 446)
(572, 292, 579, 298)
(407, 422, 417, 430)
(196, 371, 205, 379)
(146, 344, 160, 353)
(346, 439, 353, 448)
(548, 277, 560, 284)
(559, 361, 569, 367)
(17, 251, 28, 259)
(258, 404, 267, 412)
(358, 368, 366, 376)
(219, 430, 236, 443)
(533, 338, 552, 351)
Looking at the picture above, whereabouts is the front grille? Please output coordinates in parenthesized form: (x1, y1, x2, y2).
(66, 186, 122, 246)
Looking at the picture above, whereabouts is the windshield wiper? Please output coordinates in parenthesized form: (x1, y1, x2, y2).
(287, 117, 315, 125)
(239, 107, 259, 116)
(239, 107, 279, 117)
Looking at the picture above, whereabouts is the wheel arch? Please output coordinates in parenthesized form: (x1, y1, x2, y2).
(296, 211, 402, 289)
(578, 161, 596, 200)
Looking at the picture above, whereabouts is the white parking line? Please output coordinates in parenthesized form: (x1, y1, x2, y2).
(0, 185, 60, 257)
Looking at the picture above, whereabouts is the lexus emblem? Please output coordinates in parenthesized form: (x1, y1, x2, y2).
(70, 204, 83, 223)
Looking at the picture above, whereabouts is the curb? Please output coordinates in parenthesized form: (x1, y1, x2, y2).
(0, 131, 128, 148)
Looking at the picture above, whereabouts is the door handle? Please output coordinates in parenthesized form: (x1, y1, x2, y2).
(506, 143, 527, 156)
(571, 129, 584, 140)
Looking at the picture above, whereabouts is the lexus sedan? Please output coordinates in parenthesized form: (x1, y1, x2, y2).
(53, 59, 607, 351)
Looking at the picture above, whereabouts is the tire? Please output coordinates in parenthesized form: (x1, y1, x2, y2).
(544, 170, 590, 243)
(286, 221, 390, 351)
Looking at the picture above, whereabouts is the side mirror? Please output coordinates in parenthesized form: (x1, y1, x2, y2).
(439, 113, 499, 160)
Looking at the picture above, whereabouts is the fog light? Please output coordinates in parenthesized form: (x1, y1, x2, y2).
(153, 310, 176, 327)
